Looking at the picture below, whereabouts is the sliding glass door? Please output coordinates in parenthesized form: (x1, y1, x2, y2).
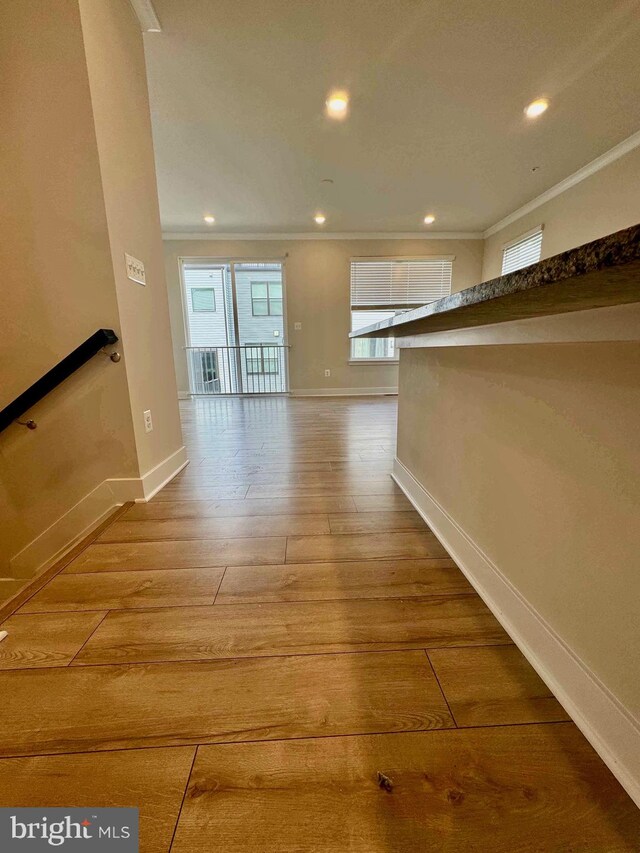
(181, 260, 288, 395)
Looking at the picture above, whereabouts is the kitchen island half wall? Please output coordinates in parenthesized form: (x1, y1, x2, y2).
(394, 337, 640, 806)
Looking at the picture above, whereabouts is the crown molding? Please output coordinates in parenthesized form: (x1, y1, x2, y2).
(164, 130, 640, 244)
(128, 0, 162, 32)
(484, 129, 640, 238)
(162, 231, 483, 241)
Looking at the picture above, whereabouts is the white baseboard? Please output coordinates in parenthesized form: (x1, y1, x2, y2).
(9, 446, 189, 579)
(139, 445, 189, 501)
(290, 387, 398, 397)
(9, 480, 124, 579)
(393, 457, 640, 808)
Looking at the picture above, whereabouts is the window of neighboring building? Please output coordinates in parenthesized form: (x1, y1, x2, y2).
(251, 281, 283, 316)
(191, 287, 216, 312)
(350, 257, 453, 360)
(245, 343, 280, 375)
(501, 227, 543, 275)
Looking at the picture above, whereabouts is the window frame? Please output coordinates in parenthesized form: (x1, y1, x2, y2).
(244, 343, 280, 375)
(501, 225, 544, 275)
(349, 256, 453, 362)
(251, 281, 283, 317)
(190, 286, 217, 313)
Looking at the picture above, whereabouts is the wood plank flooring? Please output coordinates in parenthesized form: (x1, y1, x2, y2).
(0, 748, 195, 853)
(1, 396, 637, 851)
(215, 558, 472, 603)
(172, 727, 640, 853)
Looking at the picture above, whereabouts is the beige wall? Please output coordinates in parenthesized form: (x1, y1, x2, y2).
(482, 145, 640, 281)
(80, 0, 183, 475)
(0, 0, 138, 573)
(164, 238, 484, 395)
(397, 342, 640, 716)
(0, 0, 182, 576)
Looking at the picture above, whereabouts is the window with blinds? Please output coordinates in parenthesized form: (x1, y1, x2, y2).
(501, 228, 543, 275)
(350, 257, 453, 359)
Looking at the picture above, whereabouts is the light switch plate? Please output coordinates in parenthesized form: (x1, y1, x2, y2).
(125, 253, 146, 285)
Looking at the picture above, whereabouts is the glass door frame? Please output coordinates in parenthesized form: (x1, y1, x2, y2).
(179, 256, 290, 395)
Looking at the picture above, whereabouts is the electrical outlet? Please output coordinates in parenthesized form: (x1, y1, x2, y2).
(143, 409, 153, 433)
(324, 369, 331, 377)
(294, 322, 302, 330)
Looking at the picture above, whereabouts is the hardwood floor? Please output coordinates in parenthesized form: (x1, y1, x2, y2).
(0, 395, 637, 851)
(172, 727, 640, 853)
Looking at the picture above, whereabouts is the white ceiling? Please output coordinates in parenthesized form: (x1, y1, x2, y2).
(144, 0, 640, 234)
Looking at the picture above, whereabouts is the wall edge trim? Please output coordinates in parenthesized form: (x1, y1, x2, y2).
(139, 444, 189, 500)
(9, 480, 123, 579)
(483, 130, 640, 238)
(392, 456, 640, 808)
(8, 447, 189, 578)
(290, 387, 398, 397)
(162, 231, 483, 241)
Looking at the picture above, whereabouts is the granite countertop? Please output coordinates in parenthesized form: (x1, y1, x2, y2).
(350, 223, 640, 339)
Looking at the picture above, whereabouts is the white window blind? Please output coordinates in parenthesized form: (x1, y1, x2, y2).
(350, 258, 453, 308)
(501, 228, 543, 275)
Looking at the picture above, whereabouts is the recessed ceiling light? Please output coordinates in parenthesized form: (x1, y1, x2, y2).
(325, 91, 349, 119)
(524, 98, 549, 119)
(423, 214, 435, 225)
(314, 213, 326, 225)
(204, 215, 215, 224)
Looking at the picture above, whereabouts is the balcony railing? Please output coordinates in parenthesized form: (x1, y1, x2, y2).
(185, 345, 289, 395)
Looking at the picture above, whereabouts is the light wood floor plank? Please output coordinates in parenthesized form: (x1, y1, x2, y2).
(329, 460, 394, 473)
(123, 496, 356, 521)
(198, 461, 334, 473)
(171, 727, 640, 853)
(98, 514, 330, 543)
(72, 596, 509, 666)
(151, 484, 249, 501)
(64, 538, 287, 573)
(0, 747, 195, 853)
(352, 493, 413, 512)
(0, 611, 107, 669)
(247, 480, 402, 499)
(216, 559, 472, 604)
(286, 531, 448, 562)
(328, 510, 425, 534)
(0, 651, 453, 756)
(428, 645, 572, 727)
(172, 470, 400, 487)
(19, 568, 225, 613)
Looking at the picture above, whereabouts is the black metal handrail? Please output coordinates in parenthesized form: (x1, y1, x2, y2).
(0, 329, 120, 433)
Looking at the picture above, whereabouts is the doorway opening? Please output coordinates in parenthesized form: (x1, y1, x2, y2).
(181, 260, 289, 395)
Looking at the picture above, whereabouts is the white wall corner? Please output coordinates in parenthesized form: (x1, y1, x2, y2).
(392, 457, 640, 809)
